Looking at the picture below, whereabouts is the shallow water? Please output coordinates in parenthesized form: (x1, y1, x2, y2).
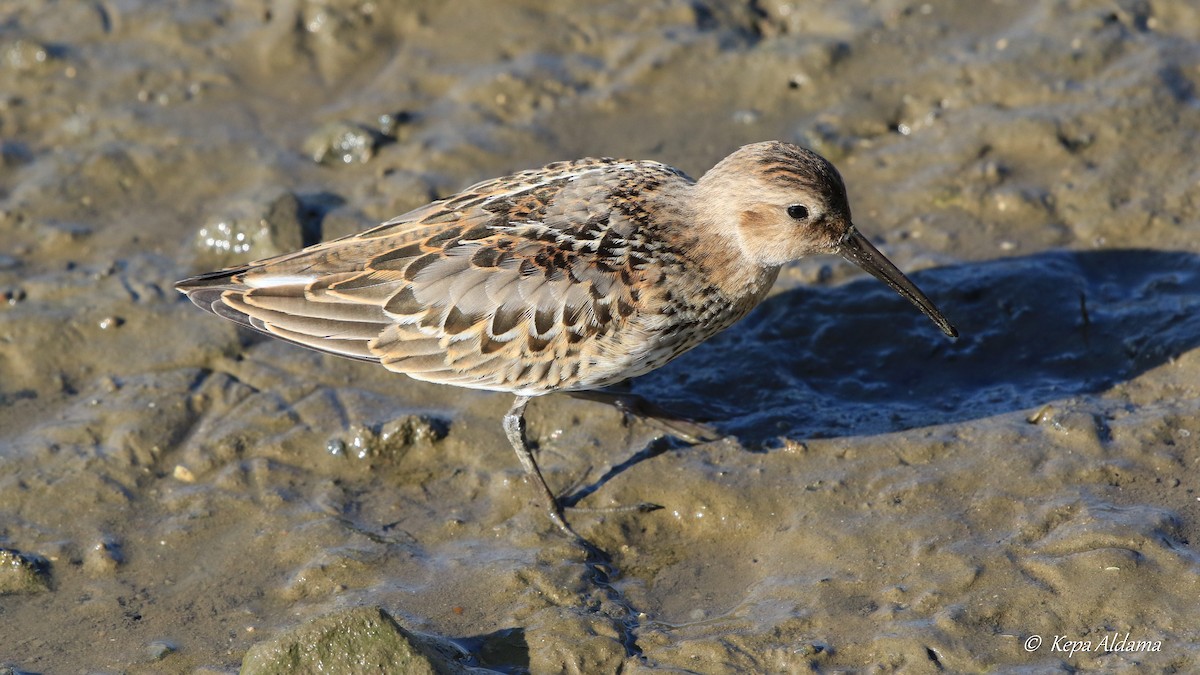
(2, 0, 1200, 672)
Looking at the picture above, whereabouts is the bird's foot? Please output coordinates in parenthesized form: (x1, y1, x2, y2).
(568, 390, 724, 444)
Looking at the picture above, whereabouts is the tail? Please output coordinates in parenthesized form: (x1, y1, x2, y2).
(174, 264, 385, 364)
(175, 266, 260, 333)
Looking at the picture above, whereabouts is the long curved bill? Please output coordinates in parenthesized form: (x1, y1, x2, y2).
(838, 226, 958, 339)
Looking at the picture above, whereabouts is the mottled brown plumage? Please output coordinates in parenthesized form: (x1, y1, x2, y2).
(177, 141, 957, 544)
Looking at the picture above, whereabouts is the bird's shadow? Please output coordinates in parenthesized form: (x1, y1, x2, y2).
(619, 248, 1200, 447)
(560, 436, 676, 509)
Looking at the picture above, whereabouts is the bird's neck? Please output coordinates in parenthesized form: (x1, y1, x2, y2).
(682, 198, 781, 304)
(628, 178, 780, 305)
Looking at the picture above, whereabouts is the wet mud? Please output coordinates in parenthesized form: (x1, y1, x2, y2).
(2, 0, 1199, 672)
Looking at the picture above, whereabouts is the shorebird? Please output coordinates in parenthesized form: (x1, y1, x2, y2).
(177, 141, 957, 543)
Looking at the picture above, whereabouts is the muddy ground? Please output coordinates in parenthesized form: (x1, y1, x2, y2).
(2, 0, 1200, 672)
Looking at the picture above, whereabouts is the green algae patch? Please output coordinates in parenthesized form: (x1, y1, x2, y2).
(240, 606, 463, 675)
(0, 548, 50, 595)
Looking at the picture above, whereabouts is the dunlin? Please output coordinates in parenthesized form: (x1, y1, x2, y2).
(177, 141, 957, 542)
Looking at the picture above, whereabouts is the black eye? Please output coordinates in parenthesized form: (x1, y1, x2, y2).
(787, 204, 809, 220)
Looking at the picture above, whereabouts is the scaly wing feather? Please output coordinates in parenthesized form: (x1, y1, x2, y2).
(176, 158, 694, 394)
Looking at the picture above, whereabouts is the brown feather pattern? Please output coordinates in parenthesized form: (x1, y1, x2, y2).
(177, 155, 783, 396)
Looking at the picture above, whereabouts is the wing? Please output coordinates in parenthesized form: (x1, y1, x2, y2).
(177, 158, 695, 395)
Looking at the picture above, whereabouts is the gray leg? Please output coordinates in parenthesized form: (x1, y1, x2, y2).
(503, 395, 585, 542)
